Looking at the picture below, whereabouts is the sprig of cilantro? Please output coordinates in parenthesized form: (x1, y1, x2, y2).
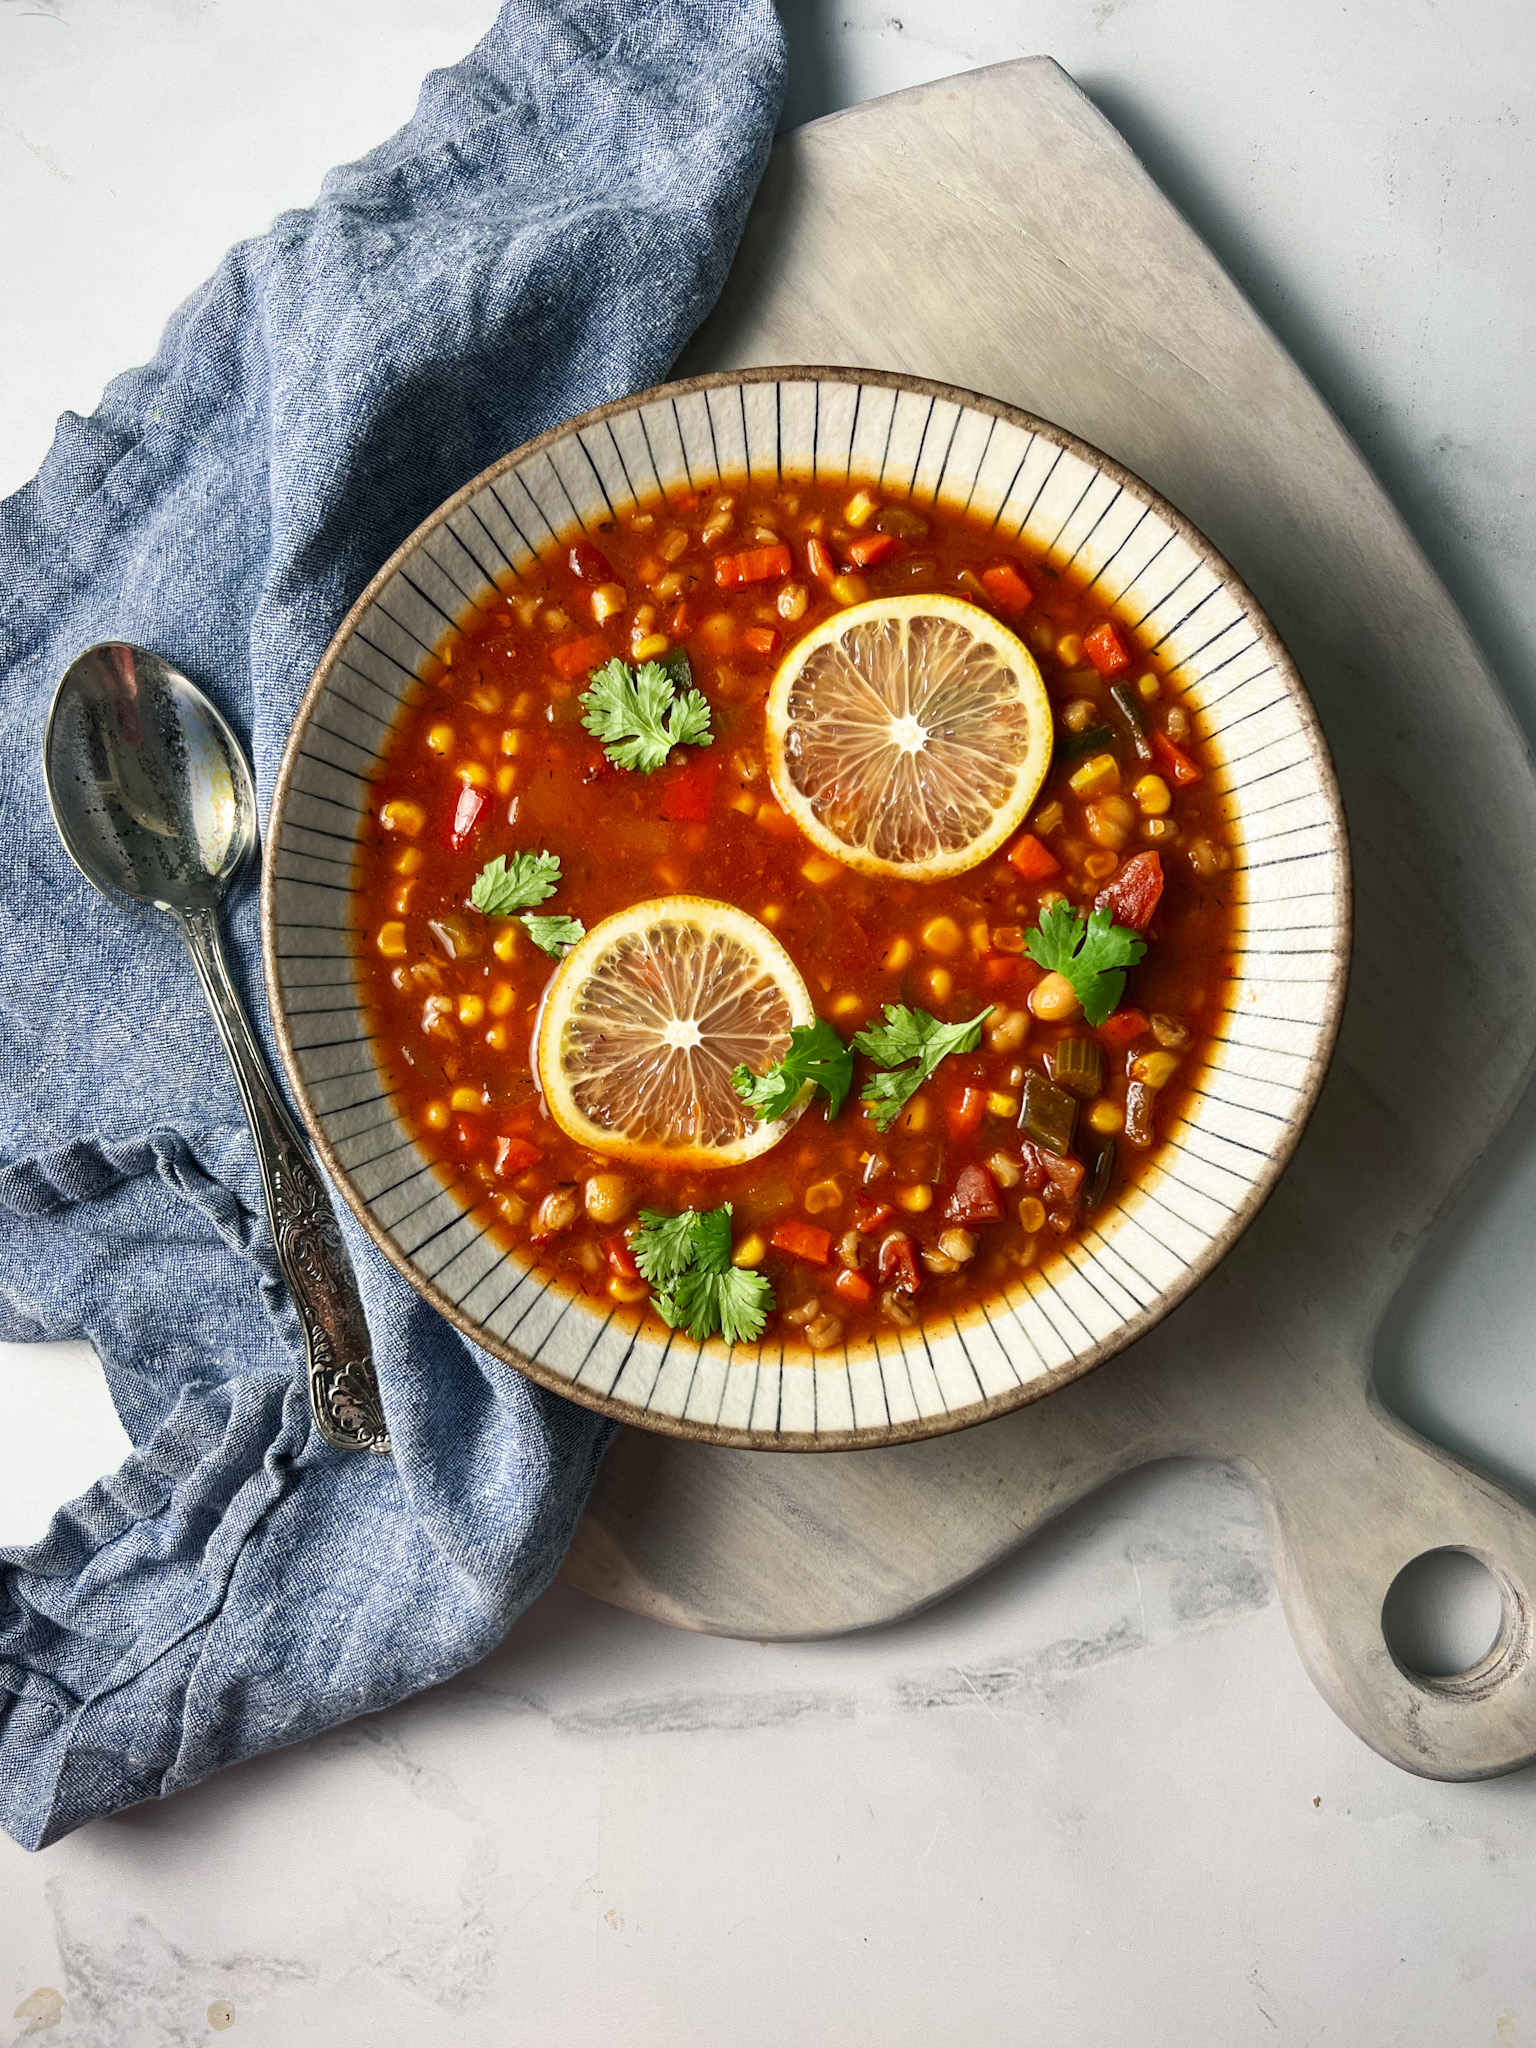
(1025, 900, 1145, 1027)
(521, 913, 585, 958)
(851, 1004, 994, 1133)
(469, 849, 561, 915)
(732, 1019, 855, 1123)
(631, 1203, 774, 1346)
(579, 651, 712, 773)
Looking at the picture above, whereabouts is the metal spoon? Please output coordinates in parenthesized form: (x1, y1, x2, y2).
(43, 642, 389, 1455)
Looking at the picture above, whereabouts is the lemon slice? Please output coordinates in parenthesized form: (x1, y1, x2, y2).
(765, 593, 1054, 879)
(536, 896, 816, 1169)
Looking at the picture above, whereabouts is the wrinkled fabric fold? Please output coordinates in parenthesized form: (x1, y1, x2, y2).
(0, 0, 785, 1848)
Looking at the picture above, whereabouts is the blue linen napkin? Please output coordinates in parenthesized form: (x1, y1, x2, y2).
(0, 0, 785, 1850)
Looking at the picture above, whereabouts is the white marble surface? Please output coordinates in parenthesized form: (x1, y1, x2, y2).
(2, 1, 1535, 2039)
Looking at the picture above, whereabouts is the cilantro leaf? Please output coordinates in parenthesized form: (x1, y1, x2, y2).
(520, 913, 585, 957)
(1024, 901, 1146, 1027)
(733, 1019, 855, 1123)
(851, 1004, 993, 1134)
(469, 850, 561, 916)
(632, 1203, 774, 1345)
(579, 656, 714, 773)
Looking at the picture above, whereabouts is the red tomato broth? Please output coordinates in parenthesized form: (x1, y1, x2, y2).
(355, 475, 1240, 1354)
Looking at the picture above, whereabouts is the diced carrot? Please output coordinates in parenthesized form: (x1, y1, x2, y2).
(604, 1235, 639, 1280)
(1084, 621, 1131, 677)
(853, 1198, 893, 1233)
(984, 956, 1023, 986)
(876, 1231, 921, 1293)
(1098, 1008, 1149, 1047)
(1094, 850, 1164, 932)
(805, 535, 838, 588)
(713, 544, 793, 588)
(447, 784, 487, 850)
(549, 633, 609, 680)
(568, 540, 614, 583)
(833, 1266, 874, 1307)
(944, 1164, 1003, 1226)
(659, 754, 720, 822)
(742, 625, 779, 655)
(845, 532, 897, 568)
(948, 1085, 987, 1141)
(980, 562, 1034, 612)
(771, 1219, 832, 1265)
(494, 1136, 542, 1179)
(1151, 729, 1203, 786)
(1007, 832, 1060, 880)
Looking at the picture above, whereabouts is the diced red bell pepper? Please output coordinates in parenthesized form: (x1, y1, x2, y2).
(853, 1197, 893, 1233)
(742, 625, 779, 655)
(832, 1266, 874, 1307)
(980, 562, 1034, 612)
(771, 1219, 832, 1265)
(713, 544, 793, 589)
(944, 1164, 1003, 1227)
(604, 1235, 640, 1280)
(1151, 728, 1203, 786)
(948, 1085, 987, 1142)
(448, 784, 488, 850)
(845, 531, 897, 568)
(658, 753, 720, 822)
(805, 535, 838, 588)
(567, 539, 614, 583)
(877, 1230, 921, 1293)
(493, 1136, 541, 1179)
(1083, 621, 1131, 677)
(549, 633, 609, 681)
(1094, 849, 1164, 932)
(1007, 832, 1060, 880)
(1099, 1008, 1149, 1047)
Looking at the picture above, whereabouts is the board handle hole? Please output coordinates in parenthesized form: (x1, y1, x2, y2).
(1382, 1548, 1527, 1694)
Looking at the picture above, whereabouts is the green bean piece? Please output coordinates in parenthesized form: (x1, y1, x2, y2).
(1110, 682, 1155, 762)
(1055, 723, 1115, 761)
(1045, 1036, 1105, 1098)
(1085, 1136, 1117, 1209)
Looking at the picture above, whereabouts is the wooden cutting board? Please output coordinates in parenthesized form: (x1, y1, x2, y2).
(559, 57, 1536, 1780)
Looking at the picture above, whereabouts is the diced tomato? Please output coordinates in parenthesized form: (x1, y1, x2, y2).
(1044, 1153, 1086, 1201)
(877, 1231, 921, 1293)
(1151, 728, 1203, 786)
(845, 532, 897, 568)
(1083, 621, 1131, 677)
(604, 1235, 639, 1280)
(948, 1085, 987, 1142)
(658, 753, 720, 822)
(944, 1164, 1003, 1227)
(833, 1266, 874, 1307)
(1007, 832, 1060, 880)
(771, 1220, 832, 1265)
(805, 535, 838, 588)
(713, 544, 793, 589)
(448, 784, 487, 850)
(1098, 1008, 1149, 1047)
(567, 539, 615, 583)
(1094, 849, 1164, 932)
(742, 625, 779, 655)
(493, 1136, 541, 1179)
(980, 562, 1034, 612)
(853, 1198, 893, 1233)
(549, 633, 609, 681)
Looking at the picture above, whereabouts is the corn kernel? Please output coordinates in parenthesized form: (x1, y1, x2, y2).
(1019, 1195, 1046, 1233)
(457, 759, 490, 789)
(760, 903, 784, 925)
(485, 1024, 512, 1052)
(733, 1232, 768, 1268)
(458, 993, 485, 1026)
(467, 683, 501, 713)
(590, 581, 627, 622)
(632, 632, 670, 661)
(609, 1276, 650, 1304)
(450, 1086, 483, 1113)
(392, 882, 415, 914)
(921, 915, 964, 957)
(844, 488, 880, 528)
(969, 921, 992, 954)
(804, 1178, 843, 1214)
(1069, 753, 1121, 798)
(801, 854, 841, 886)
(376, 921, 407, 957)
(927, 966, 953, 1004)
(1133, 773, 1172, 816)
(1130, 1050, 1181, 1089)
(488, 982, 514, 1017)
(729, 792, 759, 816)
(831, 994, 862, 1020)
(495, 1191, 528, 1226)
(495, 764, 517, 796)
(985, 1092, 1019, 1119)
(426, 724, 454, 756)
(1056, 633, 1083, 667)
(392, 845, 424, 875)
(380, 799, 425, 836)
(829, 572, 869, 606)
(1137, 672, 1161, 701)
(897, 1184, 933, 1213)
(499, 729, 521, 755)
(660, 527, 690, 562)
(492, 926, 519, 963)
(883, 936, 914, 973)
(1087, 1098, 1123, 1134)
(423, 1100, 450, 1132)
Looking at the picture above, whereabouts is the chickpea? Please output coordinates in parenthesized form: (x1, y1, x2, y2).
(922, 1247, 960, 1275)
(1029, 971, 1080, 1023)
(1085, 795, 1136, 849)
(986, 1152, 1023, 1188)
(938, 1228, 977, 1264)
(583, 1173, 633, 1225)
(880, 1287, 918, 1327)
(985, 1006, 1029, 1055)
(534, 1188, 580, 1235)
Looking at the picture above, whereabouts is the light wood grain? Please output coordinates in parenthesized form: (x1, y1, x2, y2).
(560, 58, 1536, 1779)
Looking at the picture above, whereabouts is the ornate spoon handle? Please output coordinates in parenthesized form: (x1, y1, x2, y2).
(178, 903, 390, 1455)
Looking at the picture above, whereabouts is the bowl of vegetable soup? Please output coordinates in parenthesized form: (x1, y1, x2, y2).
(263, 368, 1350, 1448)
